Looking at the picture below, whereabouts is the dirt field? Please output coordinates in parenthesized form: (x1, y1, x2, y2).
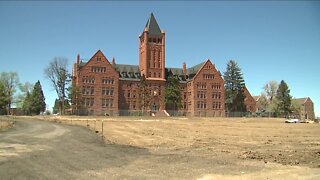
(101, 118, 320, 166)
(44, 116, 320, 178)
(0, 116, 14, 131)
(8, 116, 320, 179)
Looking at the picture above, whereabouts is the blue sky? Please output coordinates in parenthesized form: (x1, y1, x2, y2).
(0, 1, 319, 117)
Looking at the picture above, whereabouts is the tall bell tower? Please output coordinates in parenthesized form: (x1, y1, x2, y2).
(139, 13, 165, 80)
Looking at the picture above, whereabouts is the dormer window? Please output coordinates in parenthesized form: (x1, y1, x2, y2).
(122, 72, 128, 78)
(129, 72, 135, 78)
(135, 72, 141, 79)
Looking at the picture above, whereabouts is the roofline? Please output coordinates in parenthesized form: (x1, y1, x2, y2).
(191, 59, 210, 80)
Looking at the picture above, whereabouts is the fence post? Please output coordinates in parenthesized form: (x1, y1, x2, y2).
(101, 120, 104, 140)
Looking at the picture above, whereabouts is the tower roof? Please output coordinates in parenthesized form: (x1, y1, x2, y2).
(144, 13, 162, 36)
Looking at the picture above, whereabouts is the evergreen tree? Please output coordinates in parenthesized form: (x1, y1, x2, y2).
(276, 80, 292, 118)
(138, 74, 151, 113)
(165, 75, 182, 111)
(223, 60, 246, 113)
(0, 81, 9, 115)
(67, 83, 84, 115)
(22, 91, 32, 115)
(52, 99, 60, 114)
(52, 98, 70, 114)
(30, 81, 46, 115)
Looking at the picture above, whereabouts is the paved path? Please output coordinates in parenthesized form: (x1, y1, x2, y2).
(0, 119, 149, 180)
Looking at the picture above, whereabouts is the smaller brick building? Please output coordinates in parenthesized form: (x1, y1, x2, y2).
(243, 86, 256, 113)
(292, 97, 315, 120)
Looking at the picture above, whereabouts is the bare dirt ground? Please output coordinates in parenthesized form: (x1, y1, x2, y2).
(1, 116, 320, 179)
(0, 116, 14, 131)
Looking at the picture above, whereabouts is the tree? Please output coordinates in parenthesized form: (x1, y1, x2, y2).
(0, 72, 19, 115)
(15, 82, 33, 109)
(256, 93, 269, 112)
(223, 60, 246, 113)
(22, 91, 32, 115)
(0, 81, 9, 115)
(29, 80, 46, 115)
(44, 58, 70, 115)
(52, 99, 59, 114)
(291, 99, 301, 118)
(276, 80, 292, 118)
(165, 75, 182, 112)
(67, 83, 84, 115)
(263, 80, 278, 102)
(52, 98, 70, 114)
(267, 97, 280, 116)
(138, 74, 151, 113)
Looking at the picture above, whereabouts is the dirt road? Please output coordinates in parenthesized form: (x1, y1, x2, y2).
(0, 118, 320, 179)
(0, 119, 151, 179)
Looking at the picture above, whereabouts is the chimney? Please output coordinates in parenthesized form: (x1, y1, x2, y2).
(182, 62, 186, 75)
(112, 57, 116, 66)
(77, 54, 80, 64)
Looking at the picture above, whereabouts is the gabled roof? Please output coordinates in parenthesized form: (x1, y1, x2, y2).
(243, 86, 255, 101)
(292, 97, 309, 105)
(166, 61, 207, 82)
(253, 96, 261, 101)
(186, 62, 206, 75)
(144, 13, 162, 36)
(78, 50, 110, 68)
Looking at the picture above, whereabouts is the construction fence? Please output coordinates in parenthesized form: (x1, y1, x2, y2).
(69, 109, 277, 118)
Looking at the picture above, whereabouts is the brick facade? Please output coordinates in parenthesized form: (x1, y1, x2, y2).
(243, 86, 256, 113)
(72, 50, 119, 116)
(292, 97, 315, 120)
(72, 13, 226, 116)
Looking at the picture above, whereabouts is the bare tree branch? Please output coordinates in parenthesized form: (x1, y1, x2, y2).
(263, 80, 278, 102)
(44, 57, 70, 114)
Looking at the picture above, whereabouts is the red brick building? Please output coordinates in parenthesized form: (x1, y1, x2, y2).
(292, 97, 315, 120)
(243, 86, 256, 113)
(72, 13, 225, 116)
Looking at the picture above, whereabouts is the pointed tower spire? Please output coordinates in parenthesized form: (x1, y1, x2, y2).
(144, 13, 162, 36)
